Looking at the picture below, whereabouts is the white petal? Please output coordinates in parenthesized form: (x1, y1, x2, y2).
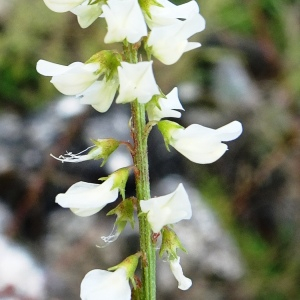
(170, 121, 242, 164)
(36, 60, 69, 76)
(148, 14, 205, 65)
(102, 0, 147, 44)
(80, 268, 130, 300)
(146, 0, 199, 28)
(184, 42, 201, 53)
(71, 3, 103, 28)
(147, 87, 184, 121)
(215, 120, 243, 141)
(140, 183, 191, 233)
(174, 142, 228, 164)
(147, 23, 186, 65)
(116, 61, 159, 104)
(79, 78, 118, 112)
(55, 178, 118, 217)
(43, 0, 85, 13)
(50, 62, 99, 95)
(170, 258, 192, 290)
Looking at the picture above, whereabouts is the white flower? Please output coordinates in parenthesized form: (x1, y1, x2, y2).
(36, 59, 99, 95)
(79, 77, 119, 112)
(80, 268, 131, 300)
(51, 146, 100, 163)
(55, 176, 119, 217)
(169, 257, 192, 290)
(71, 1, 104, 28)
(36, 59, 119, 111)
(43, 0, 86, 13)
(147, 13, 205, 65)
(140, 183, 192, 233)
(101, 0, 147, 44)
(116, 61, 160, 104)
(159, 120, 243, 164)
(147, 87, 184, 121)
(144, 0, 199, 28)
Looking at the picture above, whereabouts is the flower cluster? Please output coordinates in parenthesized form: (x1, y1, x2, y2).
(38, 0, 242, 299)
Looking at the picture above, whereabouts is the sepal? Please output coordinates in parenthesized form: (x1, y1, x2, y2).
(100, 167, 130, 200)
(108, 253, 141, 289)
(157, 120, 182, 150)
(91, 138, 120, 166)
(107, 197, 135, 235)
(85, 50, 122, 80)
(159, 227, 187, 260)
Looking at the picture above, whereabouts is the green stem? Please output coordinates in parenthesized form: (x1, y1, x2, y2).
(131, 101, 156, 300)
(124, 41, 156, 300)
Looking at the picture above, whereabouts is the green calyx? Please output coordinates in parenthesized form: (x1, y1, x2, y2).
(157, 120, 183, 151)
(159, 227, 187, 261)
(88, 0, 106, 5)
(107, 197, 135, 234)
(108, 252, 141, 288)
(139, 0, 163, 19)
(100, 167, 130, 200)
(146, 90, 166, 112)
(91, 138, 120, 166)
(86, 50, 122, 80)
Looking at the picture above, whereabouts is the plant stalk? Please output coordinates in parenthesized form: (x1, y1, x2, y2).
(124, 42, 156, 300)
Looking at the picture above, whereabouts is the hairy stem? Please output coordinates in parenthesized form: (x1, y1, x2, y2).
(124, 42, 156, 300)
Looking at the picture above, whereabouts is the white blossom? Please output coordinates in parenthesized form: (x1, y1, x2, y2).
(71, 1, 104, 28)
(43, 0, 86, 13)
(147, 13, 205, 65)
(36, 60, 99, 95)
(147, 87, 184, 121)
(140, 183, 192, 233)
(36, 59, 119, 111)
(43, 0, 103, 27)
(169, 257, 192, 290)
(116, 61, 160, 104)
(80, 268, 131, 300)
(55, 176, 119, 217)
(101, 0, 147, 44)
(78, 77, 119, 112)
(160, 120, 243, 164)
(50, 138, 119, 164)
(144, 0, 199, 28)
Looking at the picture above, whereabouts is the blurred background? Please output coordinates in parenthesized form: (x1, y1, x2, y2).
(0, 0, 300, 299)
